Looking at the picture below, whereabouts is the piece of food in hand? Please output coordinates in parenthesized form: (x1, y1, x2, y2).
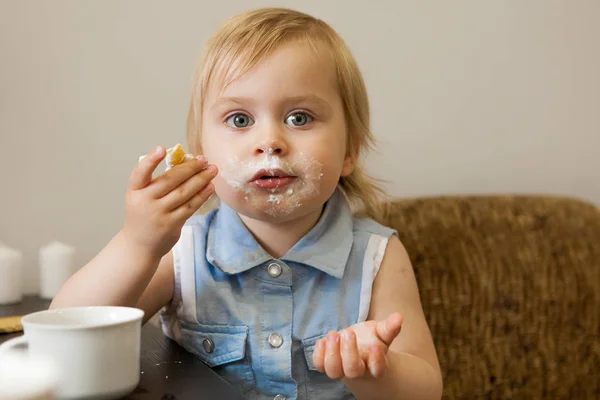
(138, 144, 195, 171)
(165, 143, 194, 170)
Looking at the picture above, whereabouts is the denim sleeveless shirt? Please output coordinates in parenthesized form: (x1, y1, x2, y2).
(160, 188, 397, 400)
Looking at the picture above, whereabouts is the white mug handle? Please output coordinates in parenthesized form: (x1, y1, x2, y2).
(0, 336, 29, 357)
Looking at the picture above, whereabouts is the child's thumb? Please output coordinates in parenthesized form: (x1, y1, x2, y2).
(375, 312, 403, 347)
(129, 146, 165, 190)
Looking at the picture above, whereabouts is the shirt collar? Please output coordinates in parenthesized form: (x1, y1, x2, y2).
(206, 188, 353, 278)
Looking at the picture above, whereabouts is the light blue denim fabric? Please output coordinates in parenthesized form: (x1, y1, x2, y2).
(160, 188, 397, 400)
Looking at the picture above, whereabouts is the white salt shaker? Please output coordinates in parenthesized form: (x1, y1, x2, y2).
(39, 241, 76, 300)
(0, 243, 23, 305)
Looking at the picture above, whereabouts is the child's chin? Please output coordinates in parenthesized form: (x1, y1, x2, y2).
(244, 199, 328, 227)
(237, 201, 302, 222)
(223, 195, 293, 220)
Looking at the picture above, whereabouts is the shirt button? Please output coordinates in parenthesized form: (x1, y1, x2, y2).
(202, 337, 214, 353)
(267, 262, 282, 278)
(268, 333, 283, 348)
(273, 395, 286, 400)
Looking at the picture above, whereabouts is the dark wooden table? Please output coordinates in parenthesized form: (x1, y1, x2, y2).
(0, 296, 246, 400)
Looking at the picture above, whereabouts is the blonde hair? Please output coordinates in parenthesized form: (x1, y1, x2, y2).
(186, 7, 388, 221)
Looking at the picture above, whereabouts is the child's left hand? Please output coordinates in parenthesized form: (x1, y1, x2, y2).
(312, 312, 403, 380)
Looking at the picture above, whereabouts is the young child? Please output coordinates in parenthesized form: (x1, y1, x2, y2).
(51, 7, 442, 400)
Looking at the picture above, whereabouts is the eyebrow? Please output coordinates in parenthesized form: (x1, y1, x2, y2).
(283, 95, 333, 112)
(212, 96, 253, 108)
(211, 95, 333, 112)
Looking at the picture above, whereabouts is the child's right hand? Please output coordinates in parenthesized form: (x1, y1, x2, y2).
(122, 146, 217, 260)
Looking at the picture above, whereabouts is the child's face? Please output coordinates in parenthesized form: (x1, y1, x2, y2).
(201, 41, 354, 222)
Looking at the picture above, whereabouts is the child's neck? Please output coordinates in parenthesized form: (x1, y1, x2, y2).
(238, 206, 324, 259)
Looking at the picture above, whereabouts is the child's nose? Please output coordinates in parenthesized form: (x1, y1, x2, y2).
(254, 124, 289, 156)
(256, 144, 285, 155)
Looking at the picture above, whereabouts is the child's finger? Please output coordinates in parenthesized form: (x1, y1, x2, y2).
(129, 146, 165, 190)
(160, 165, 217, 211)
(367, 344, 387, 378)
(324, 331, 344, 380)
(312, 339, 326, 373)
(171, 182, 215, 221)
(375, 312, 403, 347)
(340, 329, 366, 379)
(148, 157, 209, 199)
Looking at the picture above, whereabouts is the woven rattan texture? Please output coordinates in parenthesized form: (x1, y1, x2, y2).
(380, 195, 600, 399)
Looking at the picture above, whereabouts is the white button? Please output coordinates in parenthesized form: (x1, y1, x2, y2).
(273, 395, 286, 400)
(268, 333, 283, 348)
(267, 263, 282, 278)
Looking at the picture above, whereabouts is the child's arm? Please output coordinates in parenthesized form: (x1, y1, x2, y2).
(50, 146, 217, 324)
(49, 234, 173, 325)
(313, 235, 443, 400)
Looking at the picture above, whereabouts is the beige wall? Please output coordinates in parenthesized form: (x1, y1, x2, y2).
(1, 0, 598, 294)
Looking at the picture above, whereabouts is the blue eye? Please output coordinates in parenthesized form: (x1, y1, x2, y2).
(225, 113, 254, 128)
(285, 112, 312, 127)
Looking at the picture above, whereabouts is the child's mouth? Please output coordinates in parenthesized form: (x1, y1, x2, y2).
(249, 169, 297, 190)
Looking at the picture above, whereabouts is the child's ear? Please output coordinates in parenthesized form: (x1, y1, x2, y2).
(341, 143, 359, 177)
(341, 154, 356, 177)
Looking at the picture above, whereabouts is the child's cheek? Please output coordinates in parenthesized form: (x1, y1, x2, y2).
(212, 174, 234, 197)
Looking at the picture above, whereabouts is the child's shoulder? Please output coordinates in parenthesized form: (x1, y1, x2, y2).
(352, 214, 398, 239)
